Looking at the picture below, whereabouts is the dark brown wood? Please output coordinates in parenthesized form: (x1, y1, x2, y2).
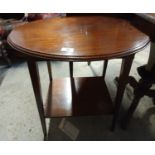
(7, 15, 150, 136)
(69, 61, 73, 78)
(47, 61, 52, 81)
(122, 77, 154, 129)
(102, 60, 108, 78)
(27, 60, 47, 140)
(8, 16, 149, 61)
(111, 54, 135, 131)
(44, 77, 113, 117)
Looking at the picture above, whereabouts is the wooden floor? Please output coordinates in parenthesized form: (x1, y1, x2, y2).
(44, 77, 114, 117)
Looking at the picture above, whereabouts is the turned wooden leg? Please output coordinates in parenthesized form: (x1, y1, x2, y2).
(27, 60, 47, 140)
(47, 61, 52, 81)
(122, 79, 152, 129)
(111, 54, 135, 131)
(121, 96, 141, 129)
(69, 61, 73, 78)
(102, 60, 108, 78)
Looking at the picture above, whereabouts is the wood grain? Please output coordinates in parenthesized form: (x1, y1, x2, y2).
(8, 16, 149, 61)
(44, 77, 113, 117)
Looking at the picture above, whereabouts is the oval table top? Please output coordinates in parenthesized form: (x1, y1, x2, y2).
(8, 16, 150, 61)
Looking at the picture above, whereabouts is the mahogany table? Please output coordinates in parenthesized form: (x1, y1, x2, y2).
(8, 16, 149, 140)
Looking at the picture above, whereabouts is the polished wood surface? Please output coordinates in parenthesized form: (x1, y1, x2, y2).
(7, 15, 151, 136)
(44, 77, 113, 117)
(8, 16, 149, 61)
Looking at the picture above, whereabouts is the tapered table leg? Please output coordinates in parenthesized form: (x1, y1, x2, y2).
(27, 60, 47, 140)
(102, 60, 108, 78)
(111, 54, 135, 131)
(47, 61, 52, 81)
(69, 61, 73, 78)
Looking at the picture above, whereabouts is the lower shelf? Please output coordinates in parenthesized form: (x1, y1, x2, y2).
(44, 77, 114, 117)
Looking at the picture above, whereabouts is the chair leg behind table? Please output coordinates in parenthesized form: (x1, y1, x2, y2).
(27, 60, 47, 140)
(111, 54, 135, 131)
(122, 79, 153, 129)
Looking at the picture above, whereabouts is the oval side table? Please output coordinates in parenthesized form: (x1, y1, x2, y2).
(8, 16, 149, 140)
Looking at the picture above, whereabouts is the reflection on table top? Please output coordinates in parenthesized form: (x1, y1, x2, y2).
(8, 16, 149, 61)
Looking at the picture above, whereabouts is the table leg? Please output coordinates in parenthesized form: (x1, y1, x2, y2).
(27, 60, 47, 140)
(102, 60, 108, 78)
(69, 61, 73, 78)
(47, 61, 52, 81)
(111, 54, 135, 131)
